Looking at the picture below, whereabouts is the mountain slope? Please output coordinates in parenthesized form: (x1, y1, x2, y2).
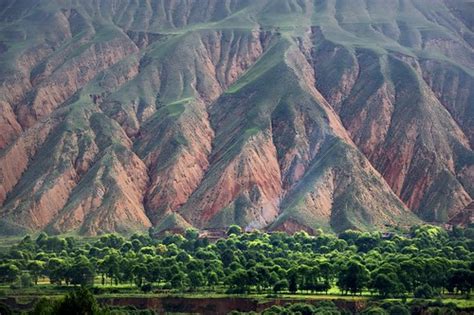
(0, 0, 472, 235)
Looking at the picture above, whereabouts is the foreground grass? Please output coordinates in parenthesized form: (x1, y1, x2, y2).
(439, 298, 474, 308)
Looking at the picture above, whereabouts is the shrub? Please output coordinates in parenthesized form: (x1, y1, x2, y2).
(262, 305, 286, 315)
(388, 304, 410, 315)
(414, 284, 436, 299)
(273, 279, 288, 294)
(32, 287, 110, 315)
(361, 306, 388, 315)
(140, 283, 153, 293)
(0, 303, 12, 315)
(314, 301, 341, 315)
(31, 298, 59, 315)
(20, 272, 33, 288)
(288, 303, 317, 315)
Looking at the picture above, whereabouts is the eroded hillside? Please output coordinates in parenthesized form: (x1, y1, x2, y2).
(0, 0, 472, 235)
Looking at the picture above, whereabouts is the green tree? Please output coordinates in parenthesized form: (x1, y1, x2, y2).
(170, 272, 187, 290)
(20, 272, 33, 288)
(18, 235, 35, 252)
(185, 228, 199, 241)
(398, 259, 422, 293)
(227, 269, 248, 293)
(388, 304, 410, 315)
(261, 305, 286, 315)
(313, 281, 331, 294)
(101, 252, 121, 285)
(371, 274, 398, 297)
(312, 301, 341, 315)
(46, 258, 67, 285)
(288, 303, 317, 315)
(56, 287, 107, 315)
(35, 232, 49, 248)
(0, 264, 20, 283)
(68, 257, 95, 286)
(414, 284, 436, 299)
(447, 269, 473, 297)
(31, 298, 59, 315)
(273, 279, 288, 294)
(32, 288, 108, 315)
(319, 261, 334, 283)
(207, 271, 219, 288)
(49, 237, 67, 252)
(337, 261, 369, 295)
(188, 271, 205, 290)
(288, 273, 298, 294)
(361, 306, 388, 315)
(27, 261, 44, 285)
(98, 234, 124, 249)
(356, 233, 380, 253)
(338, 230, 361, 245)
(227, 225, 242, 236)
(221, 249, 235, 267)
(132, 264, 148, 288)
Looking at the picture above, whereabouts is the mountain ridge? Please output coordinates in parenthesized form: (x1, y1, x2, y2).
(0, 0, 472, 235)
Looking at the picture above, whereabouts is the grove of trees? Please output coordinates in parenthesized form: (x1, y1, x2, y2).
(0, 225, 472, 299)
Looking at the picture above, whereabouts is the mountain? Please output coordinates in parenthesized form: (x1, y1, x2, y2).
(0, 0, 472, 236)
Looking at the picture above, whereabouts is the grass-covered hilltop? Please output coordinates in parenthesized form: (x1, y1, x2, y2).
(0, 225, 472, 314)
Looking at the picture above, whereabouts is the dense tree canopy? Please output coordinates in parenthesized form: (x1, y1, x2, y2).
(0, 225, 472, 299)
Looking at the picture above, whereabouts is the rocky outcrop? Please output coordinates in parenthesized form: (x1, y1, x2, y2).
(0, 102, 22, 150)
(46, 145, 151, 235)
(312, 32, 473, 223)
(449, 202, 473, 227)
(0, 119, 56, 206)
(180, 130, 283, 229)
(130, 29, 272, 224)
(16, 35, 138, 129)
(420, 60, 474, 147)
(136, 98, 214, 224)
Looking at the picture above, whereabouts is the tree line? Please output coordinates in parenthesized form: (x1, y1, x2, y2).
(0, 225, 472, 298)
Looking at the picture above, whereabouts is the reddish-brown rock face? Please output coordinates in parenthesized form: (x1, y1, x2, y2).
(0, 0, 472, 235)
(449, 202, 474, 227)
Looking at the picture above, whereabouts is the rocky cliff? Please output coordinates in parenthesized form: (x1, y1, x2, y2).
(0, 0, 472, 235)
